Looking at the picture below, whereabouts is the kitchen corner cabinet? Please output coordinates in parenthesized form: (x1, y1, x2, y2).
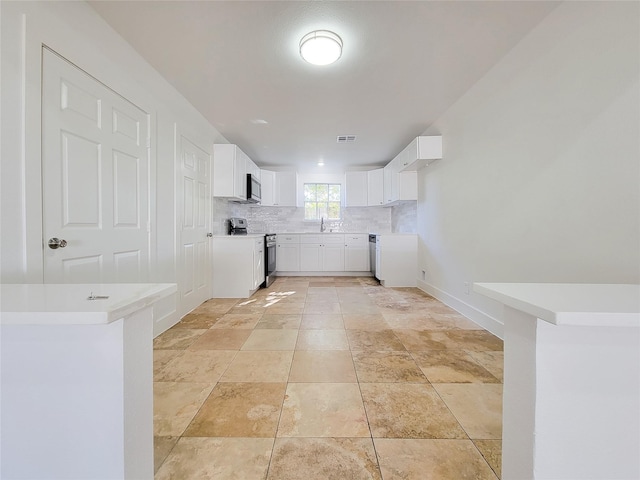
(276, 234, 300, 271)
(367, 168, 384, 206)
(344, 234, 370, 271)
(376, 234, 417, 287)
(383, 164, 417, 205)
(345, 171, 368, 207)
(395, 136, 442, 172)
(212, 236, 265, 298)
(213, 144, 248, 201)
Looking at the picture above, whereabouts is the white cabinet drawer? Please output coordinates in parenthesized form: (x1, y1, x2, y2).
(278, 235, 300, 244)
(345, 234, 368, 246)
(300, 235, 322, 244)
(300, 234, 344, 244)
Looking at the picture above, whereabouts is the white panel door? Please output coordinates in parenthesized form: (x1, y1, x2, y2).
(178, 134, 211, 314)
(42, 49, 150, 283)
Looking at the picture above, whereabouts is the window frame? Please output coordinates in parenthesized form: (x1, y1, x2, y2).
(303, 183, 342, 221)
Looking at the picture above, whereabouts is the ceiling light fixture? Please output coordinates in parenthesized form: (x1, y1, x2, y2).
(299, 30, 343, 66)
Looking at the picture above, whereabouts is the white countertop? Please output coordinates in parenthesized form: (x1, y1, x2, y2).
(474, 283, 640, 327)
(212, 234, 265, 238)
(372, 233, 417, 236)
(0, 283, 177, 326)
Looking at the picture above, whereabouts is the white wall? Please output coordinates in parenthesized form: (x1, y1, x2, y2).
(417, 1, 640, 336)
(0, 1, 228, 332)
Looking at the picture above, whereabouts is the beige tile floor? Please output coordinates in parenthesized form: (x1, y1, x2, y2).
(153, 276, 503, 479)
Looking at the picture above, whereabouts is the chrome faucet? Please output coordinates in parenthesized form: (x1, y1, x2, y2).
(320, 217, 326, 232)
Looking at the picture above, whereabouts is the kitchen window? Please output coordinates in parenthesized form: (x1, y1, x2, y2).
(304, 183, 341, 220)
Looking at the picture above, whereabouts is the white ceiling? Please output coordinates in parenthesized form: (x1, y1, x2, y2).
(89, 1, 559, 172)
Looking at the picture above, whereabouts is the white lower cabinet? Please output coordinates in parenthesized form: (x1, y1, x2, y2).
(212, 236, 265, 298)
(300, 235, 344, 272)
(253, 238, 265, 289)
(276, 234, 370, 274)
(276, 235, 300, 272)
(323, 243, 345, 271)
(344, 234, 370, 271)
(375, 234, 417, 287)
(300, 243, 322, 271)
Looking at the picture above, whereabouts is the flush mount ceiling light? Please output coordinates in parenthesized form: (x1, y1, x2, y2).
(299, 30, 343, 66)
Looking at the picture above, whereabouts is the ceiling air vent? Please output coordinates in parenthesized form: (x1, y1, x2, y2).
(337, 135, 356, 143)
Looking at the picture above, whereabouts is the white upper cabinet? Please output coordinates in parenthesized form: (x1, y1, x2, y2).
(380, 135, 441, 205)
(383, 164, 394, 204)
(213, 144, 248, 201)
(367, 169, 384, 206)
(259, 170, 297, 207)
(274, 171, 297, 207)
(395, 136, 442, 172)
(345, 171, 368, 207)
(246, 158, 260, 180)
(384, 164, 417, 205)
(398, 171, 417, 201)
(213, 136, 439, 206)
(260, 169, 276, 206)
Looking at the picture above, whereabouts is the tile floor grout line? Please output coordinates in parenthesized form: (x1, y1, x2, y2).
(349, 314, 385, 479)
(154, 297, 245, 474)
(153, 277, 503, 478)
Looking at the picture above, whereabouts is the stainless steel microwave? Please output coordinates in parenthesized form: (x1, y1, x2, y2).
(246, 174, 261, 203)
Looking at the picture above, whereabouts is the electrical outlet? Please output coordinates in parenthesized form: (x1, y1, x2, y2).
(464, 282, 470, 295)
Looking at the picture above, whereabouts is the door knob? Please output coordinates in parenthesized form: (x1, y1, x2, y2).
(48, 238, 67, 249)
(206, 233, 213, 237)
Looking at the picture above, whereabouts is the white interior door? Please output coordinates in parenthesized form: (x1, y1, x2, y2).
(178, 133, 211, 313)
(42, 48, 150, 283)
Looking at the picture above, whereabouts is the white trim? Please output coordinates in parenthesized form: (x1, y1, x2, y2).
(276, 272, 373, 277)
(417, 279, 504, 339)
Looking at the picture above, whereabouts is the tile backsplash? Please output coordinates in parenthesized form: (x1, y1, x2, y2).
(212, 199, 416, 235)
(391, 201, 417, 233)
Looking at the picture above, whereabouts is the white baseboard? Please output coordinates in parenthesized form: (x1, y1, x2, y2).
(152, 292, 180, 338)
(417, 279, 504, 339)
(276, 272, 374, 277)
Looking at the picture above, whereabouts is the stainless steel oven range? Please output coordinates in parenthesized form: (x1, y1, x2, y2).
(264, 234, 277, 287)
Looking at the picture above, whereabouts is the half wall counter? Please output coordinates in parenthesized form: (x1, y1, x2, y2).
(1, 283, 176, 480)
(474, 282, 640, 480)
